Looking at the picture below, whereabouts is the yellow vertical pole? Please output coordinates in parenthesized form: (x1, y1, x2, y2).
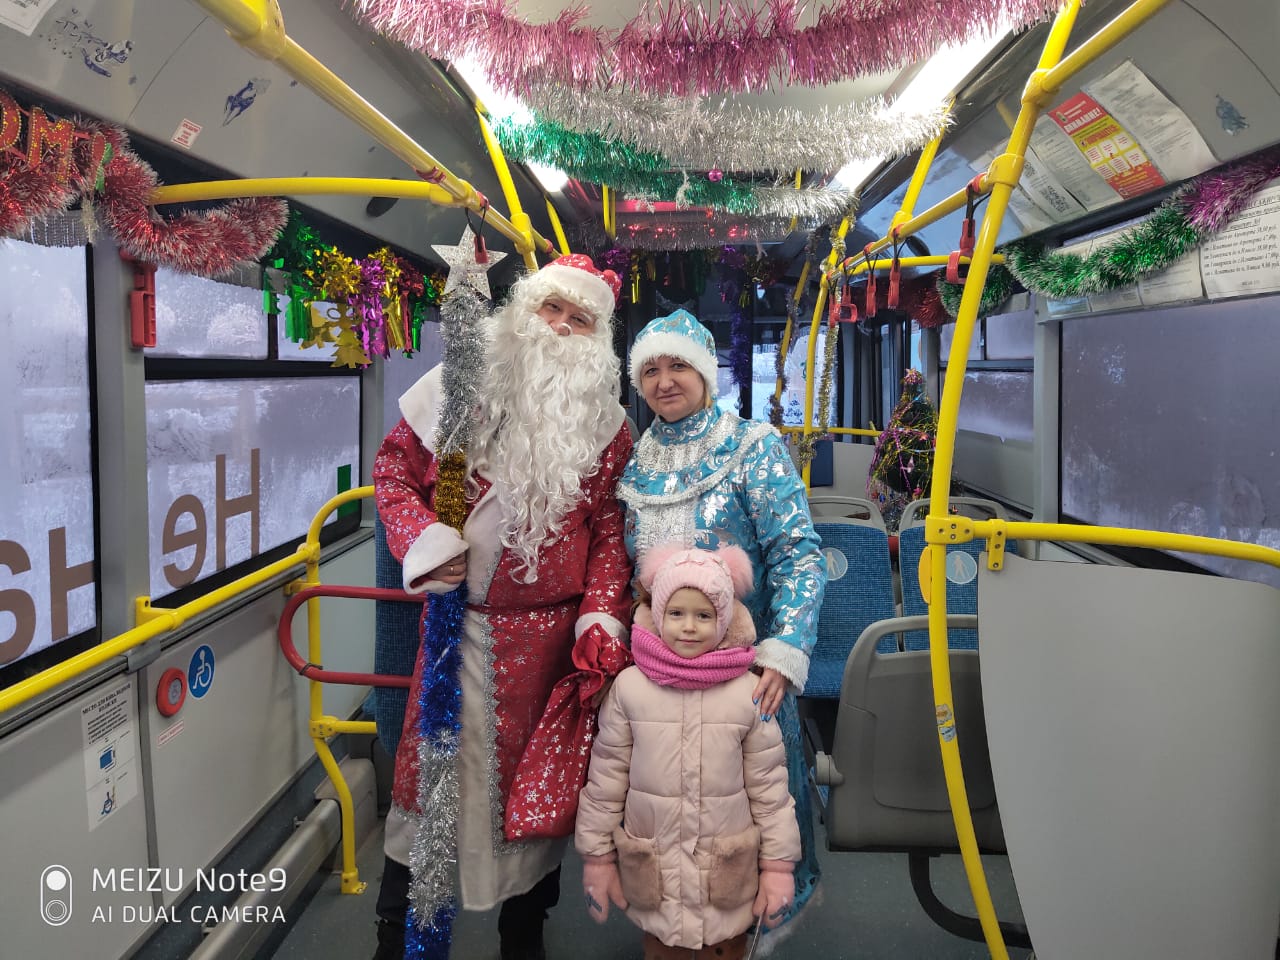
(925, 3, 1082, 956)
(545, 198, 571, 256)
(602, 185, 615, 239)
(800, 218, 851, 488)
(476, 108, 540, 269)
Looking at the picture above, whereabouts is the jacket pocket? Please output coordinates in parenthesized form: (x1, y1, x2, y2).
(613, 825, 662, 911)
(707, 825, 760, 909)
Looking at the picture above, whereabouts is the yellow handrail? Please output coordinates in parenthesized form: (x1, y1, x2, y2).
(779, 425, 879, 437)
(839, 253, 1005, 277)
(545, 198, 571, 257)
(297, 485, 377, 894)
(150, 177, 456, 206)
(188, 0, 554, 259)
(924, 0, 1176, 955)
(476, 108, 545, 269)
(799, 218, 852, 487)
(0, 546, 317, 718)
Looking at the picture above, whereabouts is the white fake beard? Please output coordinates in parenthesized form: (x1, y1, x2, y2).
(468, 311, 621, 582)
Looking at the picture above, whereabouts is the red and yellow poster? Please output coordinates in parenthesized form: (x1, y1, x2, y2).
(1050, 92, 1166, 199)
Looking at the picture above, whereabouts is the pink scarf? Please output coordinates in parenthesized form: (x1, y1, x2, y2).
(630, 625, 756, 690)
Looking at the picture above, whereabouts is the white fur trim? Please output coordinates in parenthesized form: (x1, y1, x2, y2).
(521, 263, 615, 326)
(752, 638, 811, 694)
(398, 365, 443, 449)
(575, 612, 626, 641)
(402, 522, 469, 593)
(628, 330, 719, 398)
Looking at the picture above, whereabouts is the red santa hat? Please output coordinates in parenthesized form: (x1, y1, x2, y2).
(517, 254, 621, 325)
(639, 544, 755, 648)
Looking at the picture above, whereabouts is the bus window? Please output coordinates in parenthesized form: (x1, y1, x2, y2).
(0, 239, 96, 671)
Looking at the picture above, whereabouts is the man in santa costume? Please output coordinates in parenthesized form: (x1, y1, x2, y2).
(371, 255, 633, 960)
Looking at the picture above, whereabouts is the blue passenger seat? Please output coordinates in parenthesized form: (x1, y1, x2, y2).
(898, 497, 1017, 651)
(804, 496, 898, 697)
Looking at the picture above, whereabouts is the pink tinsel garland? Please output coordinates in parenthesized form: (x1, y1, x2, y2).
(98, 125, 287, 277)
(2, 103, 286, 277)
(349, 0, 1057, 97)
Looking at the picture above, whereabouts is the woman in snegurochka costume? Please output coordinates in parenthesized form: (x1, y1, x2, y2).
(615, 308, 827, 930)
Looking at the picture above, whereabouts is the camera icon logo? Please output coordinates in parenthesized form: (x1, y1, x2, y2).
(40, 865, 72, 926)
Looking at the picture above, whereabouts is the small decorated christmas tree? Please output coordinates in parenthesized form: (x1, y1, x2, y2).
(867, 369, 938, 531)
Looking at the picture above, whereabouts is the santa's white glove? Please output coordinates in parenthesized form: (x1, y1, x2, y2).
(582, 855, 627, 924)
(753, 860, 795, 929)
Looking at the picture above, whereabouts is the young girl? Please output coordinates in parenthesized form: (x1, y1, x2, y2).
(576, 544, 800, 960)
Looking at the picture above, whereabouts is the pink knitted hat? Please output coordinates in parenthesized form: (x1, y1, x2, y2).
(639, 544, 754, 647)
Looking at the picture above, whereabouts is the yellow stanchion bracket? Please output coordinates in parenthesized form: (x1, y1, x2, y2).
(917, 545, 933, 605)
(283, 577, 309, 596)
(924, 515, 976, 546)
(135, 596, 178, 627)
(310, 717, 341, 739)
(985, 153, 1026, 189)
(1021, 68, 1057, 111)
(983, 519, 1008, 571)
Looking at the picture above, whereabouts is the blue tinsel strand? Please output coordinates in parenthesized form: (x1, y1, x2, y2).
(404, 584, 467, 958)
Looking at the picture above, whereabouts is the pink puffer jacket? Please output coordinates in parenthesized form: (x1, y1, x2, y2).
(575, 665, 800, 949)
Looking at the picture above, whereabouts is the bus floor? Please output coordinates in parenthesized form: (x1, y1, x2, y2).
(268, 812, 1034, 960)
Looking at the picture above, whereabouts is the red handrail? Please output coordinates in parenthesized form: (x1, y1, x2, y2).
(278, 584, 423, 687)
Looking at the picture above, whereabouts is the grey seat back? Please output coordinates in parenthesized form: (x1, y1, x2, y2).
(814, 614, 1004, 852)
(979, 554, 1280, 960)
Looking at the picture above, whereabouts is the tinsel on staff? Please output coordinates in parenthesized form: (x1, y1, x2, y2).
(404, 285, 490, 960)
(517, 83, 952, 176)
(349, 0, 1056, 97)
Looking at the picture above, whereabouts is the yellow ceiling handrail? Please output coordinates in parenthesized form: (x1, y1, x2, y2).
(150, 177, 457, 206)
(189, 0, 554, 259)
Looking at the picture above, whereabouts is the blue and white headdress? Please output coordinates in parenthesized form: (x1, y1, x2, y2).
(628, 309, 719, 398)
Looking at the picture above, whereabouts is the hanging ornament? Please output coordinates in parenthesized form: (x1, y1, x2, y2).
(432, 224, 507, 300)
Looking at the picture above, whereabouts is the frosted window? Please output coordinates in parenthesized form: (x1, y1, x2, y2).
(760, 333, 838, 426)
(380, 318, 443, 434)
(0, 241, 96, 666)
(1062, 298, 1280, 588)
(985, 308, 1035, 360)
(145, 378, 360, 599)
(939, 322, 983, 363)
(148, 268, 267, 359)
(957, 371, 1033, 443)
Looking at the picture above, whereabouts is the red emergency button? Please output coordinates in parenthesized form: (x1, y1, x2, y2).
(157, 667, 186, 717)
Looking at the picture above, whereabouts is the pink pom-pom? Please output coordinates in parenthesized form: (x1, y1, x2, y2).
(715, 545, 754, 598)
(637, 541, 687, 591)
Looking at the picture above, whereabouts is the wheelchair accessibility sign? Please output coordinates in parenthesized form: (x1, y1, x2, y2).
(188, 645, 216, 699)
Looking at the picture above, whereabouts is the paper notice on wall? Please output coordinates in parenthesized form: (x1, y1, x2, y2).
(81, 678, 139, 830)
(1137, 248, 1203, 305)
(1199, 180, 1280, 299)
(1030, 115, 1123, 212)
(1083, 60, 1216, 183)
(0, 0, 59, 36)
(1048, 92, 1167, 200)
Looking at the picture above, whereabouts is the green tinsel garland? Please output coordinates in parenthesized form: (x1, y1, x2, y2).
(936, 264, 1018, 318)
(494, 116, 769, 215)
(1001, 201, 1201, 300)
(936, 187, 1207, 315)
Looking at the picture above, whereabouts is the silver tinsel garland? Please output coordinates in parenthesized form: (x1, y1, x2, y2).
(435, 286, 490, 455)
(518, 84, 952, 175)
(656, 177, 855, 220)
